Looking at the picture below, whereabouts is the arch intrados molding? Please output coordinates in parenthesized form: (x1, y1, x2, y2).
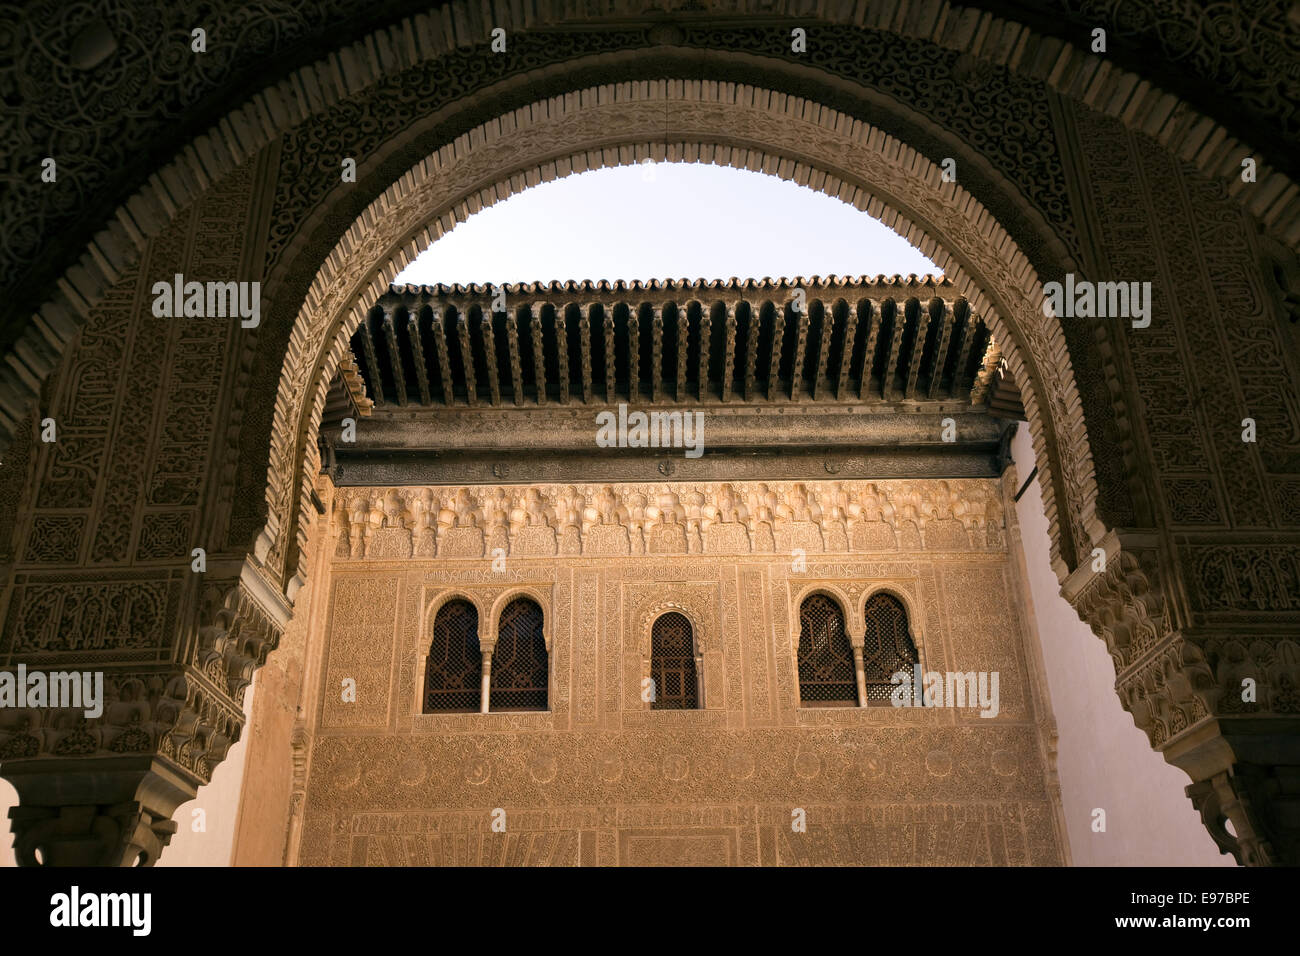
(261, 81, 1102, 595)
(790, 583, 856, 643)
(639, 603, 709, 658)
(859, 584, 931, 671)
(423, 590, 486, 645)
(487, 588, 553, 652)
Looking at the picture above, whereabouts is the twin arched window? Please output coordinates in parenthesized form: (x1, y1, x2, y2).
(649, 612, 699, 709)
(796, 591, 918, 707)
(423, 596, 548, 713)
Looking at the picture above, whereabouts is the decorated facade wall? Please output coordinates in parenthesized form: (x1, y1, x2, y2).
(294, 477, 1067, 865)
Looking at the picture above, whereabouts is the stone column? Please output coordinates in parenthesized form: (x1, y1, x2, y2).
(479, 651, 493, 714)
(852, 647, 868, 708)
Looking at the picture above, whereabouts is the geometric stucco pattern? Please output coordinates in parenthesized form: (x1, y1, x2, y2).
(1059, 102, 1300, 865)
(7, 0, 1300, 468)
(0, 151, 289, 866)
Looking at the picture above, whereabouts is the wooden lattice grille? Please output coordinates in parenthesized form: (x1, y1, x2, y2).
(424, 599, 481, 712)
(862, 592, 919, 702)
(797, 594, 857, 705)
(650, 612, 699, 710)
(489, 598, 548, 711)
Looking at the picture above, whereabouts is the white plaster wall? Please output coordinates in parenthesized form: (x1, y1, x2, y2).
(159, 671, 257, 867)
(0, 671, 256, 867)
(1010, 422, 1231, 866)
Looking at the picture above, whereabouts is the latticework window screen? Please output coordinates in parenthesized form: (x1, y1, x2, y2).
(797, 594, 857, 705)
(424, 599, 482, 712)
(862, 592, 919, 703)
(489, 598, 549, 710)
(650, 612, 699, 709)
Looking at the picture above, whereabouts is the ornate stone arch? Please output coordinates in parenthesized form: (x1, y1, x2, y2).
(259, 79, 1107, 605)
(421, 590, 487, 651)
(859, 584, 930, 674)
(5, 0, 1298, 463)
(637, 601, 710, 659)
(487, 587, 553, 652)
(790, 584, 856, 645)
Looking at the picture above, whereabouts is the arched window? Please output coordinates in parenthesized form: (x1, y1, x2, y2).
(490, 597, 548, 711)
(797, 593, 857, 706)
(650, 612, 699, 710)
(862, 592, 919, 703)
(424, 599, 481, 713)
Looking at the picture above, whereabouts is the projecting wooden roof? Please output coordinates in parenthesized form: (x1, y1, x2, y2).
(343, 275, 1000, 411)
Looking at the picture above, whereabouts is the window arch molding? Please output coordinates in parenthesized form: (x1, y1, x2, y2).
(637, 602, 709, 659)
(857, 584, 929, 672)
(486, 587, 553, 652)
(423, 591, 489, 648)
(788, 584, 857, 648)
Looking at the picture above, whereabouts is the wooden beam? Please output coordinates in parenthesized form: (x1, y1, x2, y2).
(676, 303, 689, 403)
(480, 310, 501, 406)
(951, 310, 976, 398)
(405, 305, 432, 405)
(905, 301, 931, 400)
(698, 302, 712, 403)
(790, 302, 809, 400)
(858, 301, 879, 401)
(357, 309, 384, 408)
(927, 300, 953, 400)
(506, 307, 524, 406)
(650, 305, 664, 404)
(628, 305, 641, 402)
(603, 305, 616, 402)
(530, 302, 547, 405)
(555, 304, 571, 405)
(836, 300, 858, 400)
(744, 301, 760, 401)
(721, 301, 736, 402)
(768, 301, 786, 401)
(430, 305, 453, 406)
(579, 304, 596, 404)
(811, 300, 833, 401)
(456, 308, 477, 407)
(883, 301, 905, 400)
